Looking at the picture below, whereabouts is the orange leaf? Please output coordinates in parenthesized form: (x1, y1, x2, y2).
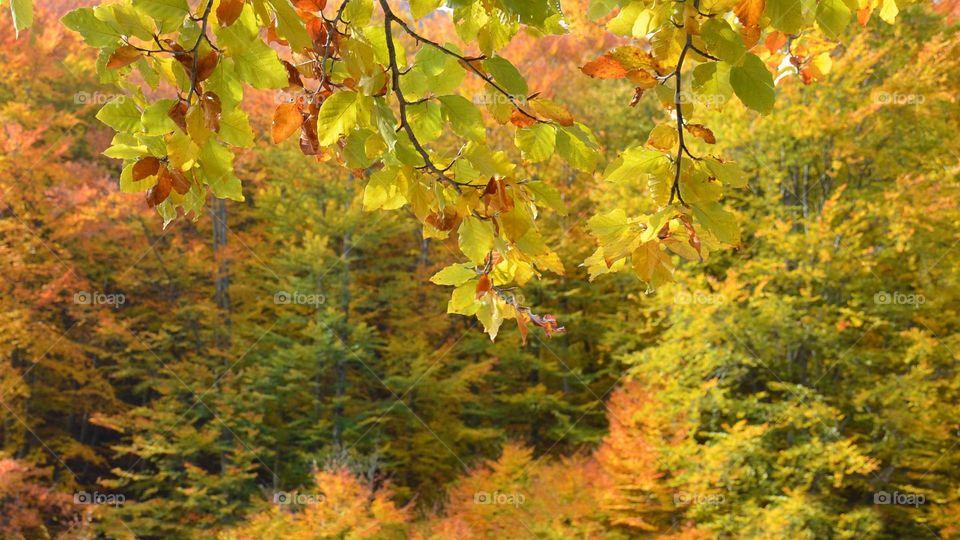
(294, 0, 327, 10)
(685, 124, 716, 144)
(764, 32, 788, 54)
(272, 102, 304, 144)
(132, 157, 161, 181)
(475, 275, 493, 299)
(509, 110, 537, 128)
(734, 0, 765, 29)
(107, 46, 140, 70)
(217, 0, 244, 27)
(516, 312, 530, 345)
(581, 55, 628, 79)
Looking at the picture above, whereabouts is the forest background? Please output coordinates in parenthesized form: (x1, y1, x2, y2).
(1, 0, 960, 538)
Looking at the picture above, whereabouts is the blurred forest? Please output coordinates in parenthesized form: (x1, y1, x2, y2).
(1, 0, 959, 538)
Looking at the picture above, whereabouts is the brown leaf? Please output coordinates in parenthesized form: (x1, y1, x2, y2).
(685, 124, 716, 144)
(282, 60, 304, 89)
(299, 114, 321, 155)
(529, 313, 566, 337)
(168, 101, 188, 133)
(630, 87, 646, 107)
(475, 274, 493, 299)
(107, 46, 141, 70)
(217, 0, 244, 27)
(196, 51, 219, 82)
(146, 167, 173, 207)
(167, 167, 192, 195)
(509, 110, 537, 128)
(272, 102, 304, 144)
(581, 55, 629, 79)
(200, 92, 221, 132)
(425, 210, 460, 231)
(678, 214, 703, 262)
(132, 157, 161, 181)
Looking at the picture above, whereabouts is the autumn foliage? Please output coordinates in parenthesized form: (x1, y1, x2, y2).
(1, 0, 959, 539)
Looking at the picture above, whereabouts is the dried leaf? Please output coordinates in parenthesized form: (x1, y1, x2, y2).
(685, 124, 716, 144)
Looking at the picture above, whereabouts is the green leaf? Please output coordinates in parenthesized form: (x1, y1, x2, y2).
(701, 19, 747, 64)
(692, 202, 739, 244)
(817, 0, 852, 39)
(362, 168, 407, 211)
(216, 9, 288, 89)
(408, 102, 443, 144)
(62, 8, 121, 47)
(268, 0, 313, 52)
(527, 181, 567, 216)
(438, 95, 485, 143)
(132, 0, 189, 28)
(515, 124, 557, 163)
(484, 56, 528, 98)
(765, 0, 812, 35)
(140, 99, 178, 136)
(97, 98, 141, 133)
(219, 110, 255, 147)
(199, 141, 244, 201)
(705, 158, 747, 188)
(316, 91, 360, 146)
(448, 281, 480, 316)
(556, 125, 599, 172)
(604, 147, 668, 184)
(11, 0, 33, 35)
(410, 0, 443, 19)
(458, 217, 495, 265)
(430, 263, 478, 286)
(730, 54, 775, 115)
(692, 61, 733, 110)
(588, 0, 619, 21)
